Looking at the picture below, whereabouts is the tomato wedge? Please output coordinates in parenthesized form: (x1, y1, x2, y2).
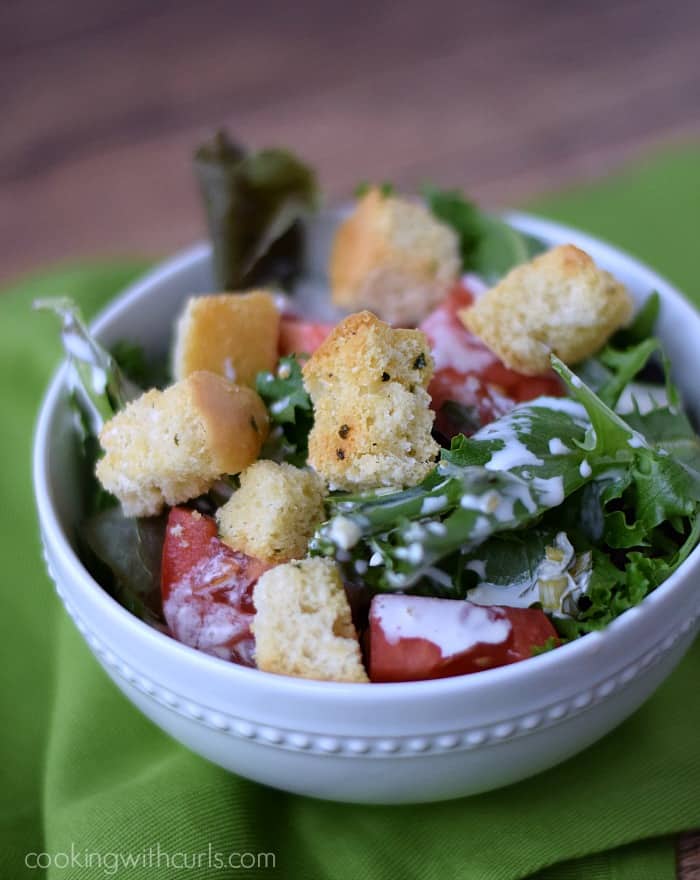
(161, 507, 268, 665)
(279, 317, 334, 357)
(369, 594, 558, 682)
(420, 283, 563, 438)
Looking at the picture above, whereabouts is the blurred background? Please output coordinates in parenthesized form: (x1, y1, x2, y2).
(2, 0, 699, 285)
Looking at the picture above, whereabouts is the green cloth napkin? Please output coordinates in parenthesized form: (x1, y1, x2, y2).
(2, 146, 699, 880)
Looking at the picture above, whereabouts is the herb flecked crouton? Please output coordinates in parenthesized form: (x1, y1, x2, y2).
(252, 557, 369, 682)
(217, 460, 325, 563)
(172, 290, 279, 387)
(96, 371, 268, 517)
(460, 244, 634, 375)
(303, 311, 439, 491)
(330, 188, 460, 325)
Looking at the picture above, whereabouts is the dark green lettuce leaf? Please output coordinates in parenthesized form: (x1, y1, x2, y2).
(194, 130, 318, 290)
(81, 508, 167, 626)
(593, 338, 661, 409)
(424, 186, 545, 280)
(611, 291, 660, 348)
(314, 354, 700, 616)
(553, 515, 699, 640)
(256, 355, 314, 467)
(111, 340, 169, 390)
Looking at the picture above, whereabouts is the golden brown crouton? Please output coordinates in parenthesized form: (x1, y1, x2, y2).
(330, 188, 460, 325)
(460, 244, 634, 375)
(217, 461, 325, 563)
(303, 311, 438, 491)
(172, 291, 279, 387)
(252, 557, 369, 682)
(96, 371, 268, 517)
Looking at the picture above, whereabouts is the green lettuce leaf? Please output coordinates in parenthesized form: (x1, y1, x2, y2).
(313, 393, 598, 590)
(256, 355, 314, 467)
(612, 291, 660, 348)
(34, 297, 139, 434)
(80, 508, 167, 626)
(314, 353, 700, 615)
(194, 131, 318, 290)
(111, 340, 169, 390)
(424, 186, 545, 280)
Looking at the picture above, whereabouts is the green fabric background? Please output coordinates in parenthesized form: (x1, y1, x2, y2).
(1, 147, 698, 879)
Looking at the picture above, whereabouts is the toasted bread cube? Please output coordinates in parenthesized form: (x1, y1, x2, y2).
(460, 244, 634, 375)
(330, 188, 460, 325)
(173, 291, 279, 386)
(252, 557, 368, 682)
(217, 461, 325, 563)
(96, 371, 268, 517)
(303, 311, 439, 491)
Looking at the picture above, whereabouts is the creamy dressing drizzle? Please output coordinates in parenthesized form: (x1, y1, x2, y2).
(373, 595, 511, 658)
(467, 579, 537, 609)
(530, 396, 588, 420)
(327, 516, 362, 550)
(532, 475, 565, 507)
(548, 438, 570, 455)
(420, 308, 496, 373)
(465, 559, 486, 578)
(479, 419, 544, 472)
(421, 495, 449, 515)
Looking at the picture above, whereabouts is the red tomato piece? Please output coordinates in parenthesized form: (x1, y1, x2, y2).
(161, 507, 268, 666)
(420, 283, 563, 438)
(161, 506, 218, 594)
(369, 594, 558, 682)
(279, 317, 334, 357)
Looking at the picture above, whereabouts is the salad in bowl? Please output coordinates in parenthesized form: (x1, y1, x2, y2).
(38, 133, 700, 691)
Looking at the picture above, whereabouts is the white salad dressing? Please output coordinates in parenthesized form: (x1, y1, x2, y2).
(223, 358, 237, 382)
(476, 418, 544, 472)
(372, 595, 511, 658)
(531, 396, 588, 421)
(163, 551, 252, 659)
(420, 308, 496, 373)
(90, 366, 108, 396)
(468, 579, 538, 609)
(270, 395, 291, 415)
(461, 273, 489, 296)
(465, 559, 486, 578)
(394, 543, 425, 565)
(548, 438, 570, 455)
(327, 516, 362, 551)
(616, 383, 668, 415)
(531, 475, 565, 507)
(421, 495, 449, 515)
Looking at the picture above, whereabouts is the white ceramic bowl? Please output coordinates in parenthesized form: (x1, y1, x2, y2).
(33, 211, 700, 804)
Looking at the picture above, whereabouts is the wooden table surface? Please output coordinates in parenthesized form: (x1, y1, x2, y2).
(4, 0, 700, 873)
(3, 0, 700, 286)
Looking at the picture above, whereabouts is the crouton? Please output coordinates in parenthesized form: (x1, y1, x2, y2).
(330, 188, 460, 325)
(459, 244, 634, 375)
(303, 311, 439, 491)
(96, 371, 269, 517)
(173, 291, 279, 386)
(217, 461, 325, 563)
(252, 557, 368, 682)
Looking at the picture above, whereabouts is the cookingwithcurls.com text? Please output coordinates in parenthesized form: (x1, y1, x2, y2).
(25, 843, 276, 875)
